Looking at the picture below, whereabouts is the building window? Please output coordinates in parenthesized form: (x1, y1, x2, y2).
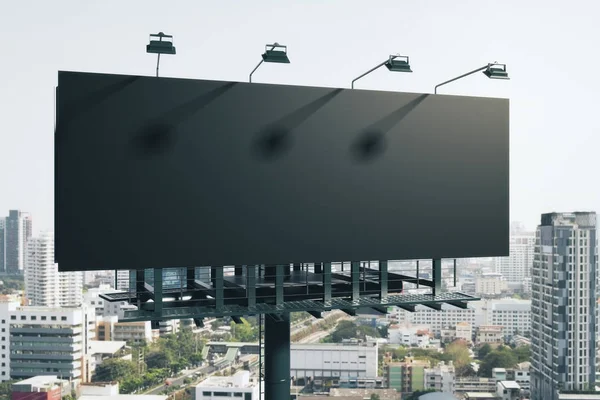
(41, 316, 46, 321)
(31, 316, 36, 321)
(20, 316, 25, 321)
(61, 317, 67, 321)
(9, 316, 15, 321)
(51, 317, 56, 321)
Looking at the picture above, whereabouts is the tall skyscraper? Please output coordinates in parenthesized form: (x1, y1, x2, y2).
(24, 231, 83, 307)
(0, 219, 5, 273)
(531, 212, 597, 400)
(494, 232, 535, 283)
(4, 210, 32, 274)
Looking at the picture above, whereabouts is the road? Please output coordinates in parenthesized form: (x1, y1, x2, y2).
(144, 364, 215, 395)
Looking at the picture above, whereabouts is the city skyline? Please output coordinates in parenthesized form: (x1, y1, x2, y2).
(1, 0, 600, 233)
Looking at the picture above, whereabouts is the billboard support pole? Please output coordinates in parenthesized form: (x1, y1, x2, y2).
(264, 312, 291, 400)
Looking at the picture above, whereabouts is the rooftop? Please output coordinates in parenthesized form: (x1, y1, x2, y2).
(13, 375, 67, 388)
(89, 340, 127, 355)
(499, 381, 521, 389)
(199, 370, 253, 388)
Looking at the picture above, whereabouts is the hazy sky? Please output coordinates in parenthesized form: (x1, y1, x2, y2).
(1, 0, 599, 233)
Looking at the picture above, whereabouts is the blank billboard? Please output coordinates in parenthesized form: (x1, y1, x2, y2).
(55, 71, 509, 271)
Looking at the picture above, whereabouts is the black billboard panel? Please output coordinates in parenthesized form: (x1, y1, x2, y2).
(55, 71, 509, 271)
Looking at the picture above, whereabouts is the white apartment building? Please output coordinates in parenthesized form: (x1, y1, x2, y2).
(487, 299, 531, 337)
(290, 341, 378, 380)
(388, 326, 431, 347)
(9, 305, 95, 382)
(424, 362, 456, 393)
(24, 231, 83, 307)
(0, 295, 18, 381)
(194, 370, 258, 400)
(394, 302, 484, 336)
(475, 273, 508, 296)
(494, 233, 536, 284)
(531, 212, 598, 400)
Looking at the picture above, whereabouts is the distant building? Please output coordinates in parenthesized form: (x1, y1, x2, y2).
(388, 325, 431, 347)
(475, 273, 508, 296)
(0, 219, 5, 273)
(476, 326, 504, 345)
(4, 210, 32, 274)
(487, 299, 531, 337)
(24, 232, 83, 307)
(494, 232, 535, 284)
(394, 302, 484, 336)
(0, 295, 19, 381)
(441, 322, 472, 344)
(194, 370, 258, 400)
(424, 362, 456, 393)
(386, 357, 428, 394)
(290, 341, 379, 383)
(496, 380, 521, 400)
(96, 315, 154, 344)
(531, 212, 597, 400)
(11, 375, 71, 400)
(9, 306, 95, 381)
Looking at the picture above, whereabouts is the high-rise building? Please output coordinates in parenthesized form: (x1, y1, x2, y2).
(4, 210, 32, 274)
(0, 295, 19, 382)
(494, 232, 536, 284)
(0, 219, 5, 273)
(8, 306, 95, 381)
(531, 212, 597, 400)
(24, 232, 83, 307)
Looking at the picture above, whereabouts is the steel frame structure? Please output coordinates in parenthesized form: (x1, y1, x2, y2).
(101, 261, 477, 400)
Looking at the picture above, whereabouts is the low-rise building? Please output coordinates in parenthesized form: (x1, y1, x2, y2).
(11, 376, 72, 400)
(477, 326, 504, 345)
(194, 370, 258, 400)
(386, 357, 428, 394)
(424, 362, 455, 393)
(9, 306, 95, 382)
(496, 381, 521, 400)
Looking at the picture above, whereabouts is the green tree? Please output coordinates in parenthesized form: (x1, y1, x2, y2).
(329, 320, 359, 342)
(230, 319, 258, 342)
(512, 345, 531, 363)
(478, 346, 518, 377)
(146, 350, 174, 370)
(93, 359, 137, 382)
(445, 339, 471, 368)
(455, 363, 476, 377)
(478, 343, 492, 360)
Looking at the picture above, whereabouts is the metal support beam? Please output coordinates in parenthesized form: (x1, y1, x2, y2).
(323, 263, 332, 303)
(342, 309, 356, 316)
(193, 318, 204, 328)
(186, 267, 195, 290)
(371, 306, 388, 314)
(416, 260, 420, 288)
(432, 258, 442, 296)
(264, 312, 291, 400)
(447, 301, 469, 310)
(423, 303, 442, 311)
(453, 259, 457, 287)
(307, 310, 322, 319)
(136, 269, 145, 294)
(379, 260, 388, 299)
(235, 265, 244, 276)
(314, 263, 323, 274)
(293, 264, 301, 272)
(247, 265, 256, 308)
(153, 268, 163, 315)
(351, 262, 360, 302)
(398, 305, 416, 312)
(232, 316, 244, 324)
(214, 267, 224, 310)
(275, 265, 284, 305)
